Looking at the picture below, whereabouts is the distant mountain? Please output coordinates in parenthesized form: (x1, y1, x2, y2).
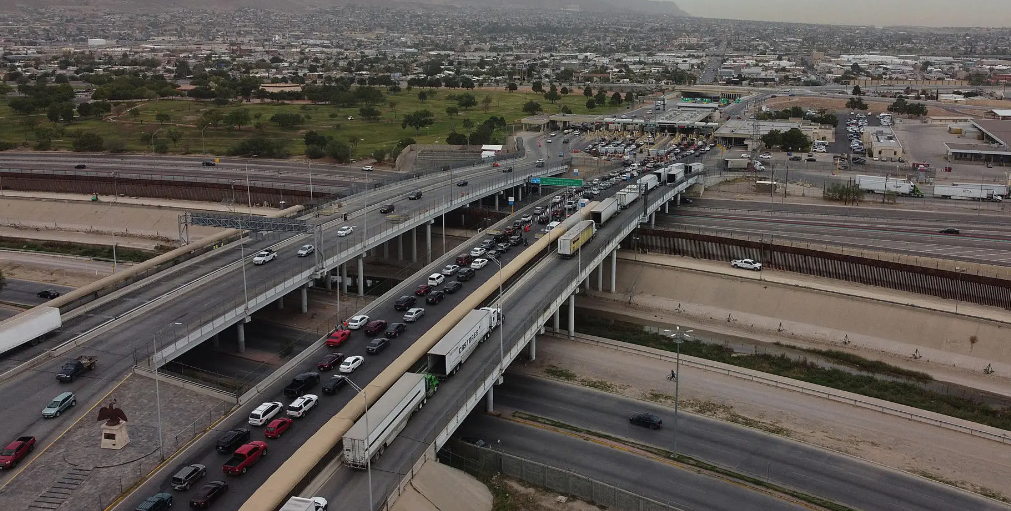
(8, 0, 688, 16)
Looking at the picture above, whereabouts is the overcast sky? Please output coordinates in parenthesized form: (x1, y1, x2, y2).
(672, 0, 1011, 27)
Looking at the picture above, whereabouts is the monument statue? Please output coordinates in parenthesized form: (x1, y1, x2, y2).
(97, 400, 130, 449)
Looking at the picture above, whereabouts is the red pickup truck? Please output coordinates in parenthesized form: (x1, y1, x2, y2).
(221, 441, 267, 475)
(0, 436, 35, 469)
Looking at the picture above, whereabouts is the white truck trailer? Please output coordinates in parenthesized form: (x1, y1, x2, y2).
(616, 185, 640, 210)
(855, 175, 920, 196)
(590, 198, 619, 227)
(558, 220, 596, 258)
(638, 174, 659, 192)
(342, 372, 437, 469)
(933, 184, 1004, 202)
(279, 497, 328, 511)
(426, 308, 501, 378)
(0, 306, 61, 354)
(724, 158, 750, 170)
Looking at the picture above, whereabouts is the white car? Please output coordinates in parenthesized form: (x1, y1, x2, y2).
(470, 247, 486, 257)
(740, 153, 750, 158)
(403, 307, 425, 323)
(336, 226, 354, 237)
(248, 401, 283, 426)
(752, 162, 765, 171)
(520, 215, 533, 224)
(471, 258, 489, 270)
(441, 264, 460, 276)
(297, 245, 315, 257)
(340, 356, 364, 374)
(347, 315, 369, 330)
(731, 259, 763, 271)
(362, 165, 373, 171)
(428, 273, 445, 286)
(758, 153, 772, 160)
(252, 249, 276, 265)
(286, 394, 318, 418)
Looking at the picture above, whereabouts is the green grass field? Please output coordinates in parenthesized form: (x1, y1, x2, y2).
(0, 89, 627, 160)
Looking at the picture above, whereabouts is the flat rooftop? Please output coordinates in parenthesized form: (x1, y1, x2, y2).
(972, 119, 1011, 146)
(946, 142, 1011, 155)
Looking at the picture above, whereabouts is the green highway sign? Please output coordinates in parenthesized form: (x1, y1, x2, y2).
(535, 177, 584, 187)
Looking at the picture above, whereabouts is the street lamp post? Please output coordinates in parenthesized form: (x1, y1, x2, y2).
(663, 326, 691, 457)
(344, 378, 374, 511)
(150, 128, 164, 154)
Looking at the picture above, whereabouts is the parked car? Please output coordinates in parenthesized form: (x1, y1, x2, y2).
(322, 375, 348, 395)
(336, 226, 354, 237)
(444, 281, 463, 294)
(384, 323, 407, 338)
(403, 307, 425, 322)
(37, 289, 61, 299)
(629, 412, 663, 429)
(282, 372, 320, 398)
(170, 464, 207, 491)
(252, 249, 276, 265)
(316, 353, 345, 372)
(326, 329, 350, 347)
(189, 481, 228, 509)
(731, 259, 762, 271)
(340, 356, 364, 373)
(263, 418, 292, 439)
(248, 402, 283, 426)
(364, 320, 388, 336)
(42, 391, 76, 419)
(366, 337, 390, 354)
(347, 315, 369, 329)
(135, 493, 173, 511)
(394, 295, 417, 311)
(425, 290, 445, 305)
(297, 245, 315, 257)
(286, 394, 318, 418)
(379, 204, 395, 214)
(215, 429, 250, 453)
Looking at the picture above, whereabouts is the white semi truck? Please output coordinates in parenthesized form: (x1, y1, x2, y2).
(590, 198, 619, 227)
(616, 185, 640, 209)
(426, 307, 502, 378)
(854, 175, 923, 196)
(279, 497, 328, 511)
(933, 184, 1004, 202)
(342, 372, 438, 469)
(0, 307, 61, 354)
(557, 220, 596, 258)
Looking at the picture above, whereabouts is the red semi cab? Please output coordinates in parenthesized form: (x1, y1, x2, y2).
(221, 441, 267, 475)
(0, 436, 35, 469)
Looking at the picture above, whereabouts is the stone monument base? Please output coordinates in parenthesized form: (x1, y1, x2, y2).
(101, 422, 129, 450)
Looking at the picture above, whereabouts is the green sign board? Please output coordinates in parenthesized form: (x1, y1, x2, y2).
(535, 177, 583, 187)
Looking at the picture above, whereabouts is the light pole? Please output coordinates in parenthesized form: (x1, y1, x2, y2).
(150, 128, 164, 153)
(153, 320, 183, 461)
(662, 326, 691, 457)
(344, 378, 374, 511)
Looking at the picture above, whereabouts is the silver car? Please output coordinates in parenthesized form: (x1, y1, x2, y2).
(42, 391, 76, 418)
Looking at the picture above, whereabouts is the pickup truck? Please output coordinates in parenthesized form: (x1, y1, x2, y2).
(221, 441, 267, 475)
(0, 436, 35, 469)
(57, 356, 97, 382)
(282, 372, 320, 398)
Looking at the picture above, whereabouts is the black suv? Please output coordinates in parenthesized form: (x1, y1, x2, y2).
(215, 429, 251, 453)
(456, 267, 476, 282)
(379, 204, 395, 214)
(425, 290, 445, 305)
(283, 372, 321, 397)
(322, 375, 348, 395)
(385, 323, 407, 338)
(629, 412, 662, 429)
(37, 289, 61, 299)
(366, 337, 390, 354)
(394, 295, 416, 311)
(407, 191, 422, 200)
(444, 281, 463, 294)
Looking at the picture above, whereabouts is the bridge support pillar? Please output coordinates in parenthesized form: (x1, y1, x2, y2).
(538, 183, 542, 195)
(610, 250, 617, 292)
(676, 193, 681, 206)
(665, 201, 669, 214)
(300, 286, 308, 314)
(650, 212, 655, 228)
(325, 270, 332, 290)
(341, 263, 348, 295)
(494, 194, 499, 210)
(397, 234, 404, 261)
(568, 294, 575, 338)
(426, 222, 432, 264)
(411, 227, 418, 263)
(596, 263, 603, 291)
(276, 295, 284, 310)
(553, 307, 560, 333)
(518, 186, 523, 202)
(485, 385, 495, 412)
(527, 336, 536, 361)
(237, 322, 246, 353)
(383, 240, 389, 259)
(212, 334, 220, 349)
(357, 256, 365, 297)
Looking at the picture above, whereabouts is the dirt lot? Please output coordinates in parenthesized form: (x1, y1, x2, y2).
(764, 96, 975, 118)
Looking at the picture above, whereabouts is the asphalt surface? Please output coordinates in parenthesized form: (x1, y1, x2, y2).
(454, 374, 1006, 511)
(0, 279, 74, 307)
(664, 198, 1011, 265)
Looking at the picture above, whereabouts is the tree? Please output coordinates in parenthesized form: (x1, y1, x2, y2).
(269, 112, 304, 129)
(583, 85, 593, 97)
(446, 131, 468, 145)
(560, 105, 573, 114)
(851, 85, 862, 96)
(359, 106, 382, 121)
(72, 132, 104, 152)
(167, 128, 182, 146)
(370, 148, 388, 163)
(480, 95, 493, 112)
(780, 128, 811, 152)
(761, 129, 783, 148)
(462, 118, 475, 132)
(401, 109, 435, 134)
(522, 101, 543, 115)
(156, 112, 171, 124)
(417, 91, 428, 102)
(543, 89, 561, 104)
(224, 109, 251, 128)
(586, 98, 596, 110)
(446, 106, 460, 117)
(325, 139, 352, 163)
(560, 86, 569, 95)
(594, 90, 607, 105)
(388, 100, 398, 119)
(846, 97, 868, 110)
(456, 93, 477, 110)
(506, 82, 518, 92)
(304, 130, 329, 147)
(154, 139, 169, 153)
(625, 91, 635, 104)
(609, 92, 623, 106)
(531, 81, 544, 93)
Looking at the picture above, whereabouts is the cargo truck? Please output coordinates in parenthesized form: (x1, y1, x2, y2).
(638, 174, 659, 192)
(933, 184, 1004, 202)
(616, 185, 640, 210)
(687, 163, 704, 175)
(342, 372, 438, 469)
(558, 220, 596, 258)
(426, 308, 501, 378)
(0, 307, 61, 355)
(280, 497, 328, 511)
(724, 158, 751, 170)
(854, 175, 923, 196)
(56, 356, 97, 382)
(590, 198, 619, 227)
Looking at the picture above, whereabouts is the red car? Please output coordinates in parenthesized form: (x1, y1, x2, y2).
(364, 320, 388, 336)
(326, 329, 350, 347)
(317, 352, 345, 371)
(414, 284, 433, 296)
(0, 436, 35, 470)
(222, 441, 267, 475)
(264, 418, 292, 439)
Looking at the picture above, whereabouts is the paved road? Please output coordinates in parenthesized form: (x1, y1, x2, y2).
(455, 374, 1007, 511)
(0, 250, 118, 276)
(0, 279, 74, 307)
(664, 198, 1011, 265)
